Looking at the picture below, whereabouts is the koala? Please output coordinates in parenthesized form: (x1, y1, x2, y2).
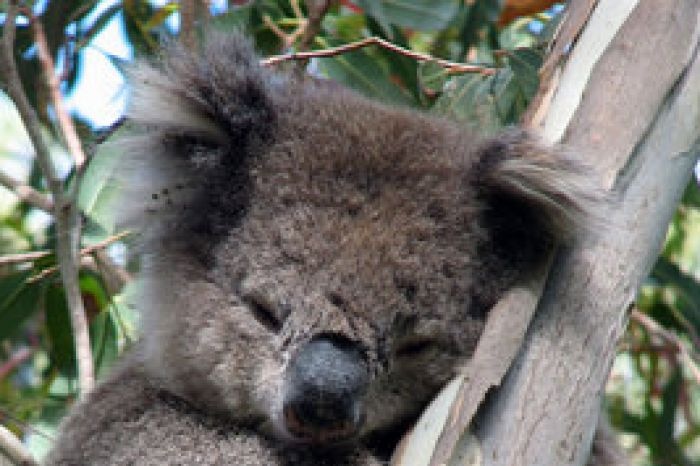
(45, 33, 613, 466)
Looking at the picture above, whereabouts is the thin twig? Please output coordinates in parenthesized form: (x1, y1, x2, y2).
(93, 249, 132, 296)
(0, 230, 131, 266)
(631, 309, 700, 385)
(180, 0, 196, 51)
(0, 425, 38, 466)
(298, 0, 331, 51)
(0, 1, 94, 397)
(0, 4, 61, 196)
(293, 0, 332, 74)
(0, 411, 54, 444)
(30, 14, 86, 171)
(0, 347, 34, 381)
(262, 14, 302, 49)
(262, 36, 496, 75)
(0, 171, 53, 212)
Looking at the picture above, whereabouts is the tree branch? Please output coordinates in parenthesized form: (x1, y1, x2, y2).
(0, 171, 53, 212)
(0, 347, 34, 381)
(262, 36, 496, 75)
(631, 309, 700, 385)
(180, 0, 196, 51)
(474, 1, 700, 464)
(0, 4, 60, 196)
(92, 249, 132, 296)
(298, 0, 331, 51)
(0, 425, 38, 466)
(0, 1, 94, 396)
(31, 14, 86, 171)
(0, 230, 131, 266)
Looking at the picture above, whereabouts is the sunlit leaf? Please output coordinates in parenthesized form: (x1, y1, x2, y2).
(78, 128, 128, 237)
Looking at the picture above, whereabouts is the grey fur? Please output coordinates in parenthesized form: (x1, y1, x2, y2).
(46, 33, 617, 465)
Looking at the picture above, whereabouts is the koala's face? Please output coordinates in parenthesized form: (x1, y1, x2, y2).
(125, 34, 589, 457)
(140, 87, 490, 451)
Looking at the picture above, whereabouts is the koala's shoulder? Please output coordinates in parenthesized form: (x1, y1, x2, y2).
(44, 353, 277, 466)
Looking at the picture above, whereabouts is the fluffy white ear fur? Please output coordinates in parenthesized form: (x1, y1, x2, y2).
(106, 64, 228, 242)
(127, 63, 226, 142)
(488, 155, 604, 238)
(478, 131, 605, 241)
(106, 133, 195, 238)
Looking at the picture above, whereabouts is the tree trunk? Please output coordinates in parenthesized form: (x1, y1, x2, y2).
(475, 1, 700, 465)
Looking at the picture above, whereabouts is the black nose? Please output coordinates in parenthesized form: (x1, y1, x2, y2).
(283, 334, 368, 443)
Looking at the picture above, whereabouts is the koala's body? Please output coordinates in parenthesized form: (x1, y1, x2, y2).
(46, 34, 615, 465)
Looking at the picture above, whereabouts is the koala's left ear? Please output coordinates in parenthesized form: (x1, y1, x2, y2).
(127, 31, 275, 153)
(474, 129, 604, 244)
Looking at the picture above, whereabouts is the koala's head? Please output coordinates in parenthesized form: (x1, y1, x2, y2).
(115, 33, 597, 454)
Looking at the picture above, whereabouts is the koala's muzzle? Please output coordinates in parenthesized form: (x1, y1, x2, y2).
(283, 334, 368, 443)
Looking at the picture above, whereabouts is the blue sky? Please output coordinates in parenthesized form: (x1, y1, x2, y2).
(64, 0, 230, 128)
(63, 0, 132, 128)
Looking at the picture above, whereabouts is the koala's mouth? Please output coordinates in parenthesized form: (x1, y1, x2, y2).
(281, 403, 363, 446)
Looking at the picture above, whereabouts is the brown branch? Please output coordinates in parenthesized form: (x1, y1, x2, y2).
(262, 36, 496, 75)
(262, 14, 302, 49)
(93, 249, 132, 296)
(263, 0, 309, 52)
(631, 309, 700, 385)
(294, 0, 332, 73)
(0, 171, 53, 212)
(0, 347, 33, 381)
(0, 1, 94, 396)
(30, 14, 86, 171)
(298, 0, 331, 51)
(0, 3, 61, 196)
(0, 425, 38, 466)
(180, 0, 196, 51)
(0, 230, 131, 267)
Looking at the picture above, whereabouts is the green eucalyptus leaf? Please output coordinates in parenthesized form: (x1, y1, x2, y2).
(381, 0, 458, 31)
(90, 306, 119, 377)
(433, 73, 501, 134)
(354, 0, 392, 37)
(45, 284, 77, 376)
(358, 0, 457, 32)
(417, 61, 450, 96)
(507, 47, 543, 99)
(0, 271, 43, 341)
(78, 128, 129, 237)
(319, 45, 413, 106)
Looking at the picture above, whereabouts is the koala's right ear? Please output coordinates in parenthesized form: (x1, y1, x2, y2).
(127, 31, 275, 152)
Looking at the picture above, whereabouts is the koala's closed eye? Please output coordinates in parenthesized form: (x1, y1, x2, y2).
(391, 314, 442, 357)
(242, 289, 290, 333)
(393, 337, 439, 358)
